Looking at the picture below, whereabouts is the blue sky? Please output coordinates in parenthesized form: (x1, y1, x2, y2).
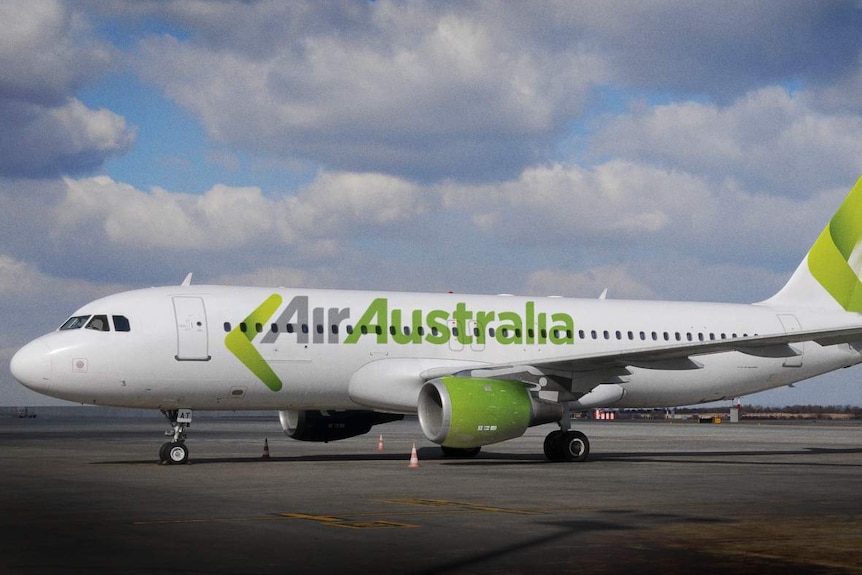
(4, 1, 862, 407)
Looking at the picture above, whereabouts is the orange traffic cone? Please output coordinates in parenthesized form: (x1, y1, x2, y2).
(377, 433, 385, 451)
(262, 438, 271, 459)
(408, 442, 420, 468)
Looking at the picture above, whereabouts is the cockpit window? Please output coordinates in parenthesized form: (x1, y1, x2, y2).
(85, 315, 110, 332)
(112, 315, 131, 332)
(60, 315, 90, 330)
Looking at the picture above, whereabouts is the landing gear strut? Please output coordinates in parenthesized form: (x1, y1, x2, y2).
(160, 408, 192, 465)
(543, 405, 590, 462)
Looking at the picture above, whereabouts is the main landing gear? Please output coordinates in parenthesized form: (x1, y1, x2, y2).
(160, 408, 192, 465)
(543, 406, 590, 462)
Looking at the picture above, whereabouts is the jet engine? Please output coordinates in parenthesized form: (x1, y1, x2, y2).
(279, 409, 403, 442)
(417, 376, 562, 448)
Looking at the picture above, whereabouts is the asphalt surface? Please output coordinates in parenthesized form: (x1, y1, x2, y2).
(1, 414, 861, 574)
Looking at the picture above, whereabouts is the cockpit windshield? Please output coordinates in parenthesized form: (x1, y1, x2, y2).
(86, 315, 109, 331)
(60, 315, 90, 330)
(59, 314, 131, 332)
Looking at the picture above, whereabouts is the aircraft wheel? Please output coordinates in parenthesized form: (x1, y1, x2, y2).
(441, 446, 481, 458)
(159, 442, 172, 463)
(166, 442, 189, 465)
(544, 430, 589, 462)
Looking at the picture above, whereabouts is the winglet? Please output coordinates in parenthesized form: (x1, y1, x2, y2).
(181, 273, 193, 287)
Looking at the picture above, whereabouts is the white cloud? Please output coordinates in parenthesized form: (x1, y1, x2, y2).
(133, 2, 606, 181)
(590, 87, 862, 195)
(0, 2, 132, 177)
(51, 171, 430, 253)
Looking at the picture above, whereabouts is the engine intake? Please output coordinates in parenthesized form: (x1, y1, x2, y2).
(417, 376, 562, 448)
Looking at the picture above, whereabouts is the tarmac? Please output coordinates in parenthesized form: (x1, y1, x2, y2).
(1, 414, 861, 574)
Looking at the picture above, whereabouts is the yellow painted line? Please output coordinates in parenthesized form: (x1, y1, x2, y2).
(380, 498, 544, 515)
(279, 512, 417, 529)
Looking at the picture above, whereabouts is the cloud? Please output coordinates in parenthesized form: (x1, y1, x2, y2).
(49, 171, 429, 264)
(567, 1, 862, 99)
(589, 87, 862, 195)
(133, 2, 605, 182)
(0, 99, 135, 178)
(0, 1, 133, 178)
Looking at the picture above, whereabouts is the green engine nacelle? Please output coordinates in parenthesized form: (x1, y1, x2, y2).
(417, 376, 562, 448)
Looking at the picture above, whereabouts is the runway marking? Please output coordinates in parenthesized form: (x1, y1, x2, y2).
(279, 512, 418, 529)
(133, 500, 543, 528)
(381, 498, 543, 515)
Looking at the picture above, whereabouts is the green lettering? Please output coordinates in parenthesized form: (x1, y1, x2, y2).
(496, 311, 522, 345)
(344, 298, 388, 344)
(426, 309, 450, 344)
(549, 313, 574, 344)
(453, 302, 473, 345)
(391, 308, 423, 344)
(475, 311, 495, 345)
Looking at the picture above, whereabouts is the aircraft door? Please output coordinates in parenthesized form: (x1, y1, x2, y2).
(777, 314, 803, 368)
(173, 296, 211, 361)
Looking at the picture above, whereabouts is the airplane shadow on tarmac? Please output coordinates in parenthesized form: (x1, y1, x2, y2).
(91, 445, 862, 467)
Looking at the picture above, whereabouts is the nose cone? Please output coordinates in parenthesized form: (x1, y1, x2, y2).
(10, 340, 52, 393)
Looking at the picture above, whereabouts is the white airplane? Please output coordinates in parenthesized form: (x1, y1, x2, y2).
(11, 176, 862, 465)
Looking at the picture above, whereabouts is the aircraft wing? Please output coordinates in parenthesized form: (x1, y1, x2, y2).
(419, 323, 862, 400)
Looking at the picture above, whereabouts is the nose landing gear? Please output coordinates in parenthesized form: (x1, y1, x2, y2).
(160, 408, 192, 465)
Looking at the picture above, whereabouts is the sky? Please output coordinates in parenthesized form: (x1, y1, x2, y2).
(3, 0, 862, 407)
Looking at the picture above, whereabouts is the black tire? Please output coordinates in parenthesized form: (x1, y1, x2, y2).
(441, 446, 481, 458)
(159, 442, 172, 463)
(166, 442, 189, 465)
(544, 430, 590, 462)
(543, 430, 566, 462)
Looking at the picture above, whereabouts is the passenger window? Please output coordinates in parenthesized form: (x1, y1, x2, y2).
(286, 324, 295, 334)
(346, 325, 354, 334)
(112, 315, 131, 332)
(316, 325, 323, 334)
(223, 322, 232, 332)
(86, 315, 110, 332)
(60, 315, 90, 330)
(271, 324, 278, 333)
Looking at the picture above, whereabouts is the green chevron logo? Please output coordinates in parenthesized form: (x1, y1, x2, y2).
(225, 294, 284, 391)
(808, 176, 862, 312)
